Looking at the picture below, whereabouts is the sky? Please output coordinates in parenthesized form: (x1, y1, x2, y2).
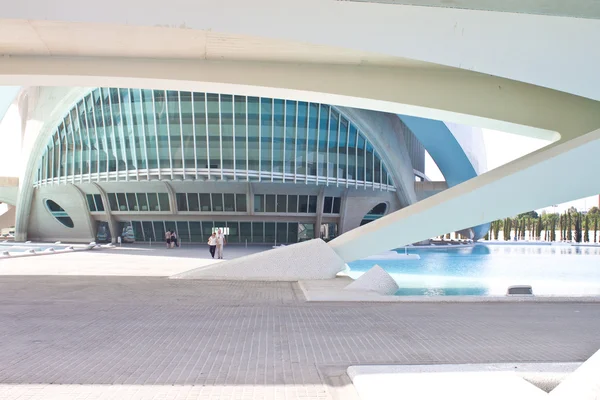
(425, 129, 598, 214)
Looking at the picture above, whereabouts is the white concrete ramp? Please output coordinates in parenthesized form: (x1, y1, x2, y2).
(170, 239, 346, 281)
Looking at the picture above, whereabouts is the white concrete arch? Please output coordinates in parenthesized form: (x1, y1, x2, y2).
(7, 58, 600, 251)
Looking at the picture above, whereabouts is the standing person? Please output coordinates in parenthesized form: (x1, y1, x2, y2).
(207, 232, 217, 258)
(165, 230, 171, 249)
(216, 228, 226, 259)
(171, 230, 178, 248)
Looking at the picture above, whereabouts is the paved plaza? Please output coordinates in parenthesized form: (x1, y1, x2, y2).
(0, 274, 599, 399)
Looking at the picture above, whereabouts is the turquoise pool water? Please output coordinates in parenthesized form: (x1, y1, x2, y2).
(347, 245, 600, 296)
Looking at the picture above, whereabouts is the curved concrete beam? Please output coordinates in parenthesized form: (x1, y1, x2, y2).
(398, 115, 489, 239)
(329, 127, 600, 262)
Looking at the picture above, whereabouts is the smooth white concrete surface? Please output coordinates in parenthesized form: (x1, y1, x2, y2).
(348, 363, 581, 399)
(1, 2, 599, 100)
(171, 239, 346, 281)
(549, 349, 600, 399)
(344, 265, 399, 295)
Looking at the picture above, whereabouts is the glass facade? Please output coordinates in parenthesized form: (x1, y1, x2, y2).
(253, 194, 317, 213)
(106, 192, 170, 212)
(117, 220, 314, 244)
(323, 196, 341, 214)
(35, 88, 395, 191)
(176, 193, 246, 212)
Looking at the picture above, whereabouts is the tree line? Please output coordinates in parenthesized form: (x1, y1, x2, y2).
(486, 207, 600, 243)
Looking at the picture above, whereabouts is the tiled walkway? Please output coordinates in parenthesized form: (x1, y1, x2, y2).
(0, 276, 599, 399)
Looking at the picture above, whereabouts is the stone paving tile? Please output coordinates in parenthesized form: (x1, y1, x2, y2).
(0, 276, 599, 399)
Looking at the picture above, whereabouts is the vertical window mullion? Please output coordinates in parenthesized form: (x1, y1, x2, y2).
(118, 89, 134, 181)
(191, 91, 198, 180)
(218, 94, 224, 180)
(258, 97, 262, 182)
(245, 97, 249, 181)
(204, 93, 210, 180)
(346, 120, 350, 188)
(271, 99, 274, 182)
(364, 138, 368, 190)
(355, 129, 359, 189)
(294, 101, 298, 184)
(305, 103, 309, 185)
(137, 89, 150, 180)
(164, 90, 173, 179)
(232, 95, 236, 177)
(326, 107, 331, 186)
(68, 117, 76, 182)
(372, 144, 376, 191)
(151, 90, 161, 180)
(127, 89, 140, 178)
(75, 104, 85, 182)
(315, 105, 320, 185)
(336, 112, 341, 187)
(178, 91, 185, 179)
(282, 100, 286, 183)
(102, 91, 112, 180)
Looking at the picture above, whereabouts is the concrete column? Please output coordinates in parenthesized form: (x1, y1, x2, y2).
(338, 188, 349, 234)
(163, 181, 177, 214)
(91, 182, 118, 244)
(315, 186, 325, 238)
(248, 183, 254, 216)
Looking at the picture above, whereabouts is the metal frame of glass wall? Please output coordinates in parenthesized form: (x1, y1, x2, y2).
(35, 88, 395, 191)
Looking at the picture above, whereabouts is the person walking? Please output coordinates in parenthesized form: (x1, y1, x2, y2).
(165, 230, 171, 249)
(216, 228, 226, 259)
(171, 230, 178, 248)
(207, 232, 217, 258)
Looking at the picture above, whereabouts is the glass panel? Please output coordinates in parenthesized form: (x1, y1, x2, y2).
(221, 94, 234, 170)
(365, 140, 374, 183)
(120, 88, 137, 170)
(137, 193, 149, 211)
(211, 193, 223, 211)
(236, 194, 247, 212)
(247, 97, 260, 171)
(202, 221, 214, 237)
(374, 152, 382, 184)
(347, 125, 357, 180)
(108, 193, 118, 211)
(193, 92, 208, 169)
(265, 194, 276, 212)
(94, 194, 105, 212)
(227, 221, 239, 243)
(276, 222, 287, 244)
(153, 221, 166, 241)
(288, 222, 298, 243)
(176, 193, 188, 211)
(177, 222, 190, 242)
(206, 93, 221, 170)
(116, 193, 127, 211)
(223, 193, 235, 212)
(339, 117, 348, 179)
(234, 96, 247, 174)
(189, 221, 202, 242)
(298, 223, 314, 241)
(126, 193, 138, 211)
(298, 195, 308, 213)
(287, 195, 298, 213)
(132, 221, 144, 241)
(260, 98, 272, 173)
(154, 90, 170, 169)
(188, 193, 200, 212)
(147, 193, 159, 211)
(333, 197, 341, 214)
(167, 91, 183, 169)
(296, 102, 308, 175)
(308, 195, 317, 213)
(180, 92, 195, 171)
(357, 134, 366, 181)
(240, 222, 252, 243)
(252, 222, 263, 243)
(323, 196, 333, 214)
(142, 90, 158, 169)
(285, 100, 296, 175)
(254, 194, 264, 212)
(264, 222, 276, 243)
(276, 194, 286, 213)
(318, 105, 329, 179)
(329, 109, 339, 179)
(273, 99, 285, 173)
(142, 221, 155, 242)
(86, 194, 96, 212)
(158, 193, 170, 211)
(130, 89, 147, 169)
(199, 193, 211, 211)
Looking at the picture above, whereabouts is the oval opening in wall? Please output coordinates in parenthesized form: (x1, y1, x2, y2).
(44, 199, 74, 228)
